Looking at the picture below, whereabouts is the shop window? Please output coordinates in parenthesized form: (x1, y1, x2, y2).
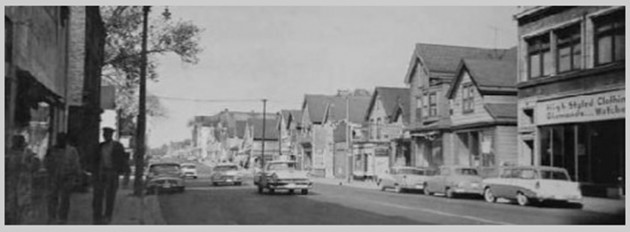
(594, 11, 625, 66)
(527, 34, 551, 78)
(462, 83, 474, 114)
(556, 24, 581, 73)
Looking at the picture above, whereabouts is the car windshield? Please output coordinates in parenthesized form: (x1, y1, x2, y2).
(214, 165, 238, 172)
(267, 162, 296, 171)
(540, 170, 570, 181)
(455, 168, 478, 176)
(150, 164, 180, 174)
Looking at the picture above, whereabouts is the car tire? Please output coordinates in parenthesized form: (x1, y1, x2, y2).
(484, 188, 496, 203)
(288, 189, 295, 194)
(193, 176, 198, 179)
(179, 187, 185, 193)
(380, 185, 387, 191)
(445, 187, 455, 198)
(235, 182, 242, 186)
(212, 182, 218, 186)
(269, 188, 275, 194)
(516, 192, 529, 206)
(301, 189, 308, 195)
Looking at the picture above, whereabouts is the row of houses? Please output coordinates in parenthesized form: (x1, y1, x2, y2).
(190, 6, 624, 198)
(5, 6, 108, 224)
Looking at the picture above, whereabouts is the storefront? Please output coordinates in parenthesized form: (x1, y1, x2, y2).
(352, 142, 389, 180)
(535, 89, 625, 196)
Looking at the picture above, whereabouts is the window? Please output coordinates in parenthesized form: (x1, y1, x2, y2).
(462, 83, 474, 113)
(594, 11, 625, 65)
(527, 35, 551, 78)
(5, 17, 12, 63)
(556, 24, 581, 73)
(422, 93, 428, 118)
(376, 118, 382, 139)
(428, 92, 437, 117)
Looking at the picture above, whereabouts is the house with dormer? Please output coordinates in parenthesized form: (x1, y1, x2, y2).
(403, 43, 516, 169)
(445, 57, 518, 168)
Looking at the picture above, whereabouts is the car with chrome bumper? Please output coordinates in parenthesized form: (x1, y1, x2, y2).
(424, 165, 484, 198)
(210, 163, 243, 186)
(145, 162, 185, 194)
(482, 166, 582, 207)
(254, 160, 312, 195)
(180, 163, 198, 179)
(378, 166, 435, 193)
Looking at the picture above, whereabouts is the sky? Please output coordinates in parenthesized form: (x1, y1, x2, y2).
(147, 6, 519, 148)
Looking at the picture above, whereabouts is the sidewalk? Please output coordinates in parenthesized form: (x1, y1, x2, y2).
(65, 187, 165, 225)
(311, 177, 625, 215)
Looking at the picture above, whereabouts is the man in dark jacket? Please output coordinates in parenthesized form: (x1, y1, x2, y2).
(92, 127, 126, 224)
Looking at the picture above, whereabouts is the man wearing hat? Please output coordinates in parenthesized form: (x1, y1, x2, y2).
(92, 127, 126, 224)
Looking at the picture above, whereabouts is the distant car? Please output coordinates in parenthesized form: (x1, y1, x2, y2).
(210, 163, 243, 186)
(145, 162, 185, 194)
(180, 163, 198, 179)
(482, 166, 582, 207)
(378, 166, 435, 193)
(424, 165, 484, 198)
(254, 160, 312, 195)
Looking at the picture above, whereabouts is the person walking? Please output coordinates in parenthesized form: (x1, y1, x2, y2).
(91, 127, 126, 225)
(45, 133, 82, 224)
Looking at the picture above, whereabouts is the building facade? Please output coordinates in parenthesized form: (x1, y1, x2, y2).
(515, 6, 625, 198)
(403, 43, 516, 169)
(445, 57, 518, 168)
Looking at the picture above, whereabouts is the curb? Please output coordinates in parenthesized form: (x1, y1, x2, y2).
(142, 194, 166, 225)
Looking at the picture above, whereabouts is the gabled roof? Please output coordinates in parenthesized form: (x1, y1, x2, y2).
(403, 43, 515, 84)
(484, 104, 517, 123)
(247, 118, 279, 140)
(446, 56, 517, 98)
(302, 94, 330, 124)
(391, 103, 410, 125)
(323, 95, 371, 124)
(288, 110, 303, 127)
(365, 87, 410, 121)
(278, 109, 302, 130)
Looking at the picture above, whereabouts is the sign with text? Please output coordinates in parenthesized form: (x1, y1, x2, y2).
(536, 90, 625, 125)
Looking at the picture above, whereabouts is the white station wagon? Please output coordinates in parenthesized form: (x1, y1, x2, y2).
(482, 166, 582, 207)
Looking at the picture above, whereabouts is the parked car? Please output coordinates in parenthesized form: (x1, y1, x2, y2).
(378, 166, 435, 193)
(180, 163, 198, 179)
(145, 162, 185, 194)
(254, 160, 312, 195)
(482, 166, 582, 207)
(424, 165, 484, 198)
(210, 163, 242, 186)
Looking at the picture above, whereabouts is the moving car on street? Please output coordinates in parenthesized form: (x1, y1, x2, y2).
(254, 160, 312, 195)
(210, 163, 243, 186)
(378, 166, 435, 193)
(145, 162, 186, 194)
(482, 166, 582, 207)
(424, 165, 484, 198)
(181, 163, 198, 179)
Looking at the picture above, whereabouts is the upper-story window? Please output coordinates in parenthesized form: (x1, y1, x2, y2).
(428, 92, 437, 117)
(5, 17, 12, 63)
(556, 24, 581, 73)
(527, 35, 552, 78)
(376, 118, 382, 140)
(422, 93, 428, 118)
(462, 83, 474, 114)
(594, 10, 625, 66)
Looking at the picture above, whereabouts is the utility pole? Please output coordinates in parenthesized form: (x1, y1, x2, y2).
(261, 99, 267, 170)
(346, 96, 352, 183)
(134, 6, 150, 196)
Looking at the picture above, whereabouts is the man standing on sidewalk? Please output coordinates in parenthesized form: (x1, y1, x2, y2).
(45, 133, 82, 224)
(92, 127, 126, 225)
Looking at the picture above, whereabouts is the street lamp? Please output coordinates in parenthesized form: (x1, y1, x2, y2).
(133, 6, 150, 196)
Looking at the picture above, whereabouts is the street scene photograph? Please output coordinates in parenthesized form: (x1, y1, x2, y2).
(3, 1, 628, 228)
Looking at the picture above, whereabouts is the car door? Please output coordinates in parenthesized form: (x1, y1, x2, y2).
(380, 168, 396, 189)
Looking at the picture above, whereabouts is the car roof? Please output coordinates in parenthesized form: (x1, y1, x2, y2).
(439, 165, 478, 169)
(393, 166, 434, 170)
(267, 160, 297, 164)
(149, 162, 180, 167)
(502, 165, 568, 172)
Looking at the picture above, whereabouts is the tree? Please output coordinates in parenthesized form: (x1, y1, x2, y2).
(100, 6, 203, 133)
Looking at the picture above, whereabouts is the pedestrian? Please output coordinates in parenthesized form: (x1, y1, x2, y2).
(45, 133, 82, 224)
(92, 127, 126, 225)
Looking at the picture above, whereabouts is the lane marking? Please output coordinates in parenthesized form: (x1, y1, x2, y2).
(318, 194, 513, 225)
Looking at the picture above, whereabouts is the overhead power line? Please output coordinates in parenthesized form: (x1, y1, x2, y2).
(154, 95, 301, 105)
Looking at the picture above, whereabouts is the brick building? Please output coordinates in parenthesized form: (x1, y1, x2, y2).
(514, 6, 625, 198)
(4, 6, 106, 224)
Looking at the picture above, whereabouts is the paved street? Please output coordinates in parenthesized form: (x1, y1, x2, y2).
(157, 175, 624, 225)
